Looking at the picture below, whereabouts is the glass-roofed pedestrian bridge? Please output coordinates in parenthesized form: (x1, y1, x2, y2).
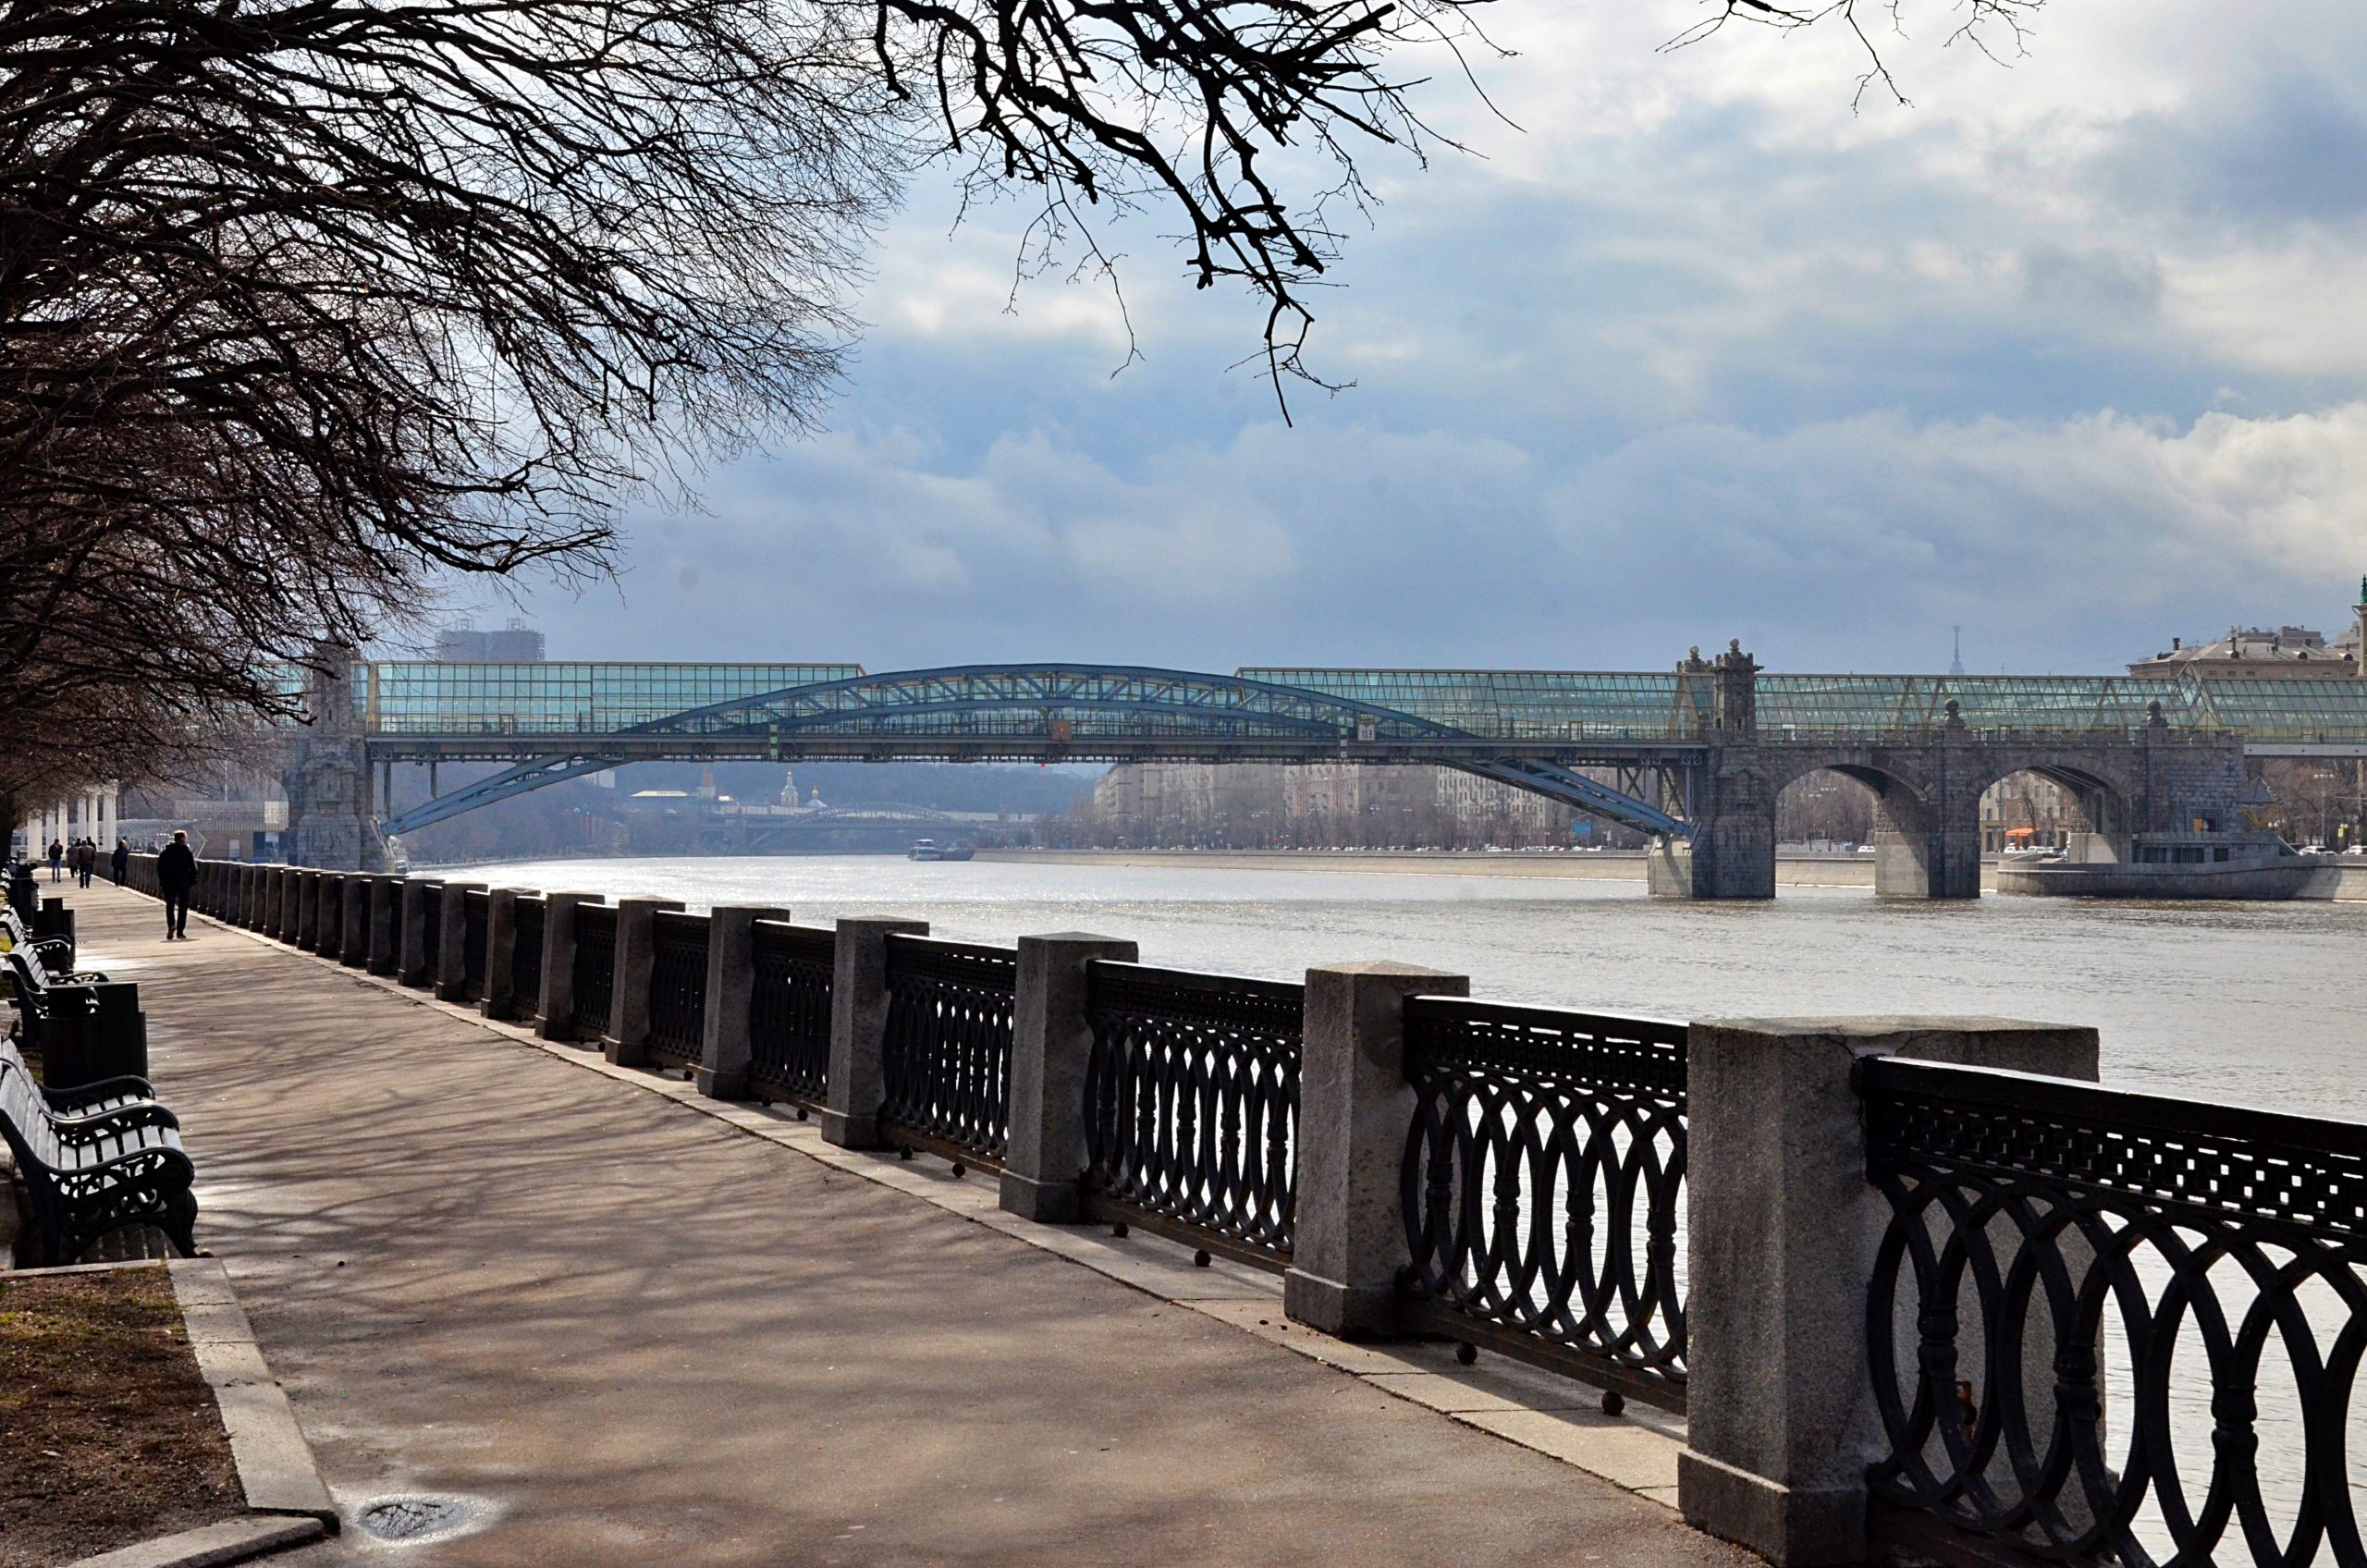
(330, 659, 2367, 753)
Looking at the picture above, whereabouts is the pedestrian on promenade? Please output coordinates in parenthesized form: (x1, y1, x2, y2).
(157, 830, 197, 940)
(110, 840, 129, 885)
(46, 838, 63, 882)
(75, 839, 96, 888)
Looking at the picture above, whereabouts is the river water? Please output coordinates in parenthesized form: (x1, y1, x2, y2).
(457, 852, 2363, 1121)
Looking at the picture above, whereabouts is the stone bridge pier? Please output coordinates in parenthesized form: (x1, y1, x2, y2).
(279, 650, 394, 871)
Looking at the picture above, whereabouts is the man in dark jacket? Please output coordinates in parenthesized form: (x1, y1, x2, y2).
(110, 840, 129, 885)
(157, 830, 198, 939)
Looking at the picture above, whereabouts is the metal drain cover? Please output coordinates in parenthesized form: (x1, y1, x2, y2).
(353, 1493, 487, 1543)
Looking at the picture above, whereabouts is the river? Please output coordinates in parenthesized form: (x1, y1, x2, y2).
(449, 851, 2364, 1121)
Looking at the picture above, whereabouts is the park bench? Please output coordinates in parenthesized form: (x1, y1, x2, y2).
(0, 1049, 196, 1265)
(3, 949, 126, 1066)
(0, 905, 82, 976)
(0, 1036, 153, 1118)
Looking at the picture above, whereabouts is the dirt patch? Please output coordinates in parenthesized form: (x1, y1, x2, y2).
(0, 1266, 244, 1568)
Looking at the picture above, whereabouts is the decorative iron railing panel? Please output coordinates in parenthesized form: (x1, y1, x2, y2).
(645, 911, 710, 1068)
(746, 922, 833, 1107)
(511, 897, 546, 1015)
(460, 889, 489, 999)
(418, 885, 441, 977)
(1081, 962, 1301, 1268)
(1859, 1057, 2367, 1568)
(880, 936, 1016, 1168)
(570, 903, 616, 1037)
(1401, 997, 1688, 1410)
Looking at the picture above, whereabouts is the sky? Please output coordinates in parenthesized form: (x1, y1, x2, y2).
(472, 0, 2367, 678)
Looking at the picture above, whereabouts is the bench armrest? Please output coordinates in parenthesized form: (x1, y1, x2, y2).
(48, 1101, 180, 1144)
(43, 1073, 158, 1110)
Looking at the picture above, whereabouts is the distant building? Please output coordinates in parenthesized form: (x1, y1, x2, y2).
(2128, 577, 2365, 680)
(435, 620, 546, 662)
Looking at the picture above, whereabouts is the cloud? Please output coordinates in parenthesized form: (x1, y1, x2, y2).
(486, 0, 2367, 682)
(501, 402, 2366, 683)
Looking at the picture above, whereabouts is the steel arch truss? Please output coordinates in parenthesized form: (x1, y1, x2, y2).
(378, 665, 1690, 839)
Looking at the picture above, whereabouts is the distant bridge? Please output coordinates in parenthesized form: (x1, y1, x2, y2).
(271, 651, 2367, 896)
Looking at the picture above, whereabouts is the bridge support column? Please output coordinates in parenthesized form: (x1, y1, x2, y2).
(1649, 766, 1775, 900)
(1870, 788, 1981, 900)
(281, 646, 393, 872)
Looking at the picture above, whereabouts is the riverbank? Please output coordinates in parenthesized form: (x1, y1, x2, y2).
(979, 848, 1923, 889)
(975, 848, 2367, 899)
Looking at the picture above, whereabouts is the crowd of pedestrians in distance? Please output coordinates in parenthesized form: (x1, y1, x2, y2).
(43, 836, 104, 885)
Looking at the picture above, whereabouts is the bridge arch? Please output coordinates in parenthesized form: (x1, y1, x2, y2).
(1763, 753, 1957, 900)
(378, 664, 1690, 840)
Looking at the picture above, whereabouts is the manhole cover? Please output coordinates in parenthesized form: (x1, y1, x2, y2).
(353, 1493, 488, 1543)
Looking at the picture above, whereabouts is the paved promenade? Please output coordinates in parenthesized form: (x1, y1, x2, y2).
(58, 880, 1741, 1567)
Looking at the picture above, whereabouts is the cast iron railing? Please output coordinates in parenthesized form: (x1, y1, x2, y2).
(746, 921, 833, 1109)
(1081, 961, 1300, 1268)
(570, 903, 616, 1037)
(417, 884, 441, 978)
(1400, 997, 1689, 1411)
(459, 889, 489, 1000)
(879, 935, 1016, 1170)
(1859, 1057, 2367, 1568)
(511, 896, 546, 1015)
(645, 911, 709, 1068)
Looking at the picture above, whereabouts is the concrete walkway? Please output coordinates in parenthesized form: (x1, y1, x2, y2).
(57, 881, 1743, 1567)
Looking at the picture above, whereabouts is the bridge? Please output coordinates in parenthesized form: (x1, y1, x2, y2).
(274, 645, 2367, 898)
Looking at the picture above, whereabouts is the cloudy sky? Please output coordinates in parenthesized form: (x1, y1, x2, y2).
(480, 0, 2367, 677)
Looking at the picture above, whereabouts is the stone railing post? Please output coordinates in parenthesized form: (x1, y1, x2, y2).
(533, 893, 602, 1039)
(693, 905, 793, 1098)
(229, 864, 249, 926)
(434, 883, 485, 1002)
(339, 876, 370, 966)
(1000, 933, 1138, 1221)
(263, 867, 286, 939)
(603, 898, 686, 1067)
(243, 865, 264, 930)
(292, 870, 319, 949)
(1282, 962, 1469, 1338)
(819, 917, 928, 1149)
(313, 873, 343, 956)
(480, 888, 520, 1019)
(398, 880, 435, 986)
(366, 876, 401, 974)
(1677, 1016, 2099, 1567)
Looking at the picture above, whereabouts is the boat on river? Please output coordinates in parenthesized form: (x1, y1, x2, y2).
(907, 839, 975, 862)
(1996, 834, 2331, 900)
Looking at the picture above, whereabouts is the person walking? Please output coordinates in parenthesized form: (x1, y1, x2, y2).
(110, 840, 129, 886)
(157, 830, 198, 940)
(46, 837, 63, 882)
(75, 839, 96, 888)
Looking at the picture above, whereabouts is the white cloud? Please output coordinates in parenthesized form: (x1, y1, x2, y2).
(497, 1, 2367, 679)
